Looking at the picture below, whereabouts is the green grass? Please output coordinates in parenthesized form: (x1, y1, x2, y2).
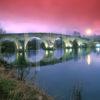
(0, 66, 52, 100)
(0, 77, 52, 100)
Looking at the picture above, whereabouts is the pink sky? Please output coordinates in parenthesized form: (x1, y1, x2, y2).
(0, 0, 100, 34)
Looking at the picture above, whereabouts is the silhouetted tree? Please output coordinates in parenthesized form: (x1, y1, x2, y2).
(0, 24, 6, 34)
(73, 31, 81, 37)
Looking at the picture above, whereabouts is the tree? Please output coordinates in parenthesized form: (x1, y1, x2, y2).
(73, 31, 81, 37)
(0, 24, 6, 34)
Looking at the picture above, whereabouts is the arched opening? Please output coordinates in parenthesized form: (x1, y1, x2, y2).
(26, 37, 45, 50)
(72, 39, 78, 49)
(54, 37, 65, 48)
(1, 40, 16, 53)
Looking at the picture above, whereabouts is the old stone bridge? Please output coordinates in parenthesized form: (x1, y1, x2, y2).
(0, 33, 91, 51)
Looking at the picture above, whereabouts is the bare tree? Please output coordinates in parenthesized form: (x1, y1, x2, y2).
(0, 24, 6, 34)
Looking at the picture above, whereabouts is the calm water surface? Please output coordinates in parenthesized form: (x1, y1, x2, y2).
(1, 48, 100, 100)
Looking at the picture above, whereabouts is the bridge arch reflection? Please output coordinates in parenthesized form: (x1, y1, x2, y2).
(0, 47, 93, 68)
(25, 49, 45, 63)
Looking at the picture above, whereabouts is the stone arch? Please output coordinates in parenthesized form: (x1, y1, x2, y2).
(54, 37, 65, 48)
(25, 37, 46, 50)
(64, 40, 72, 48)
(0, 38, 18, 53)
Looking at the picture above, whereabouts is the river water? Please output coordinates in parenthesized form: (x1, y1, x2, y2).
(0, 48, 100, 100)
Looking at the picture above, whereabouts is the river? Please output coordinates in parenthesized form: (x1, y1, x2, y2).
(0, 47, 100, 100)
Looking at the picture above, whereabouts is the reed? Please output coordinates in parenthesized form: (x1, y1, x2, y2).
(0, 64, 53, 100)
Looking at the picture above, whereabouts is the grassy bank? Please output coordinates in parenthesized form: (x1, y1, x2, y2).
(0, 64, 53, 100)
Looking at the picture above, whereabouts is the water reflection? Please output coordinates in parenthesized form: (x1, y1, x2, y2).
(86, 54, 91, 65)
(95, 47, 100, 54)
(68, 48, 73, 53)
(1, 52, 16, 63)
(26, 49, 45, 63)
(72, 49, 78, 60)
(54, 49, 64, 59)
(43, 50, 54, 63)
(1, 47, 100, 100)
(0, 48, 92, 66)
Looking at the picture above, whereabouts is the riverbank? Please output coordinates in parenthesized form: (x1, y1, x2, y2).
(0, 63, 53, 100)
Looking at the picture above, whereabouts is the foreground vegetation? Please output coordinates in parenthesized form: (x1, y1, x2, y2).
(0, 63, 53, 100)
